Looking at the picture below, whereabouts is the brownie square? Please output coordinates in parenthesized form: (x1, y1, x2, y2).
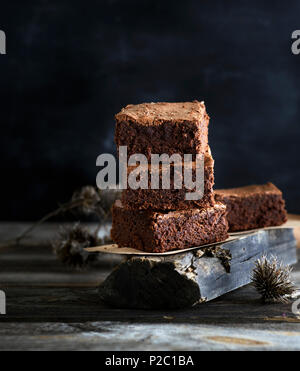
(215, 183, 288, 232)
(121, 153, 215, 211)
(115, 101, 209, 160)
(111, 200, 229, 253)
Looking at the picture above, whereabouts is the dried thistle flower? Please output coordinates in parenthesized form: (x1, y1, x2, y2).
(252, 256, 296, 303)
(53, 223, 99, 269)
(72, 186, 102, 216)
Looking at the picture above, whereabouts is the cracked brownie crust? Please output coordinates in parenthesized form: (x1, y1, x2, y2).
(115, 101, 209, 160)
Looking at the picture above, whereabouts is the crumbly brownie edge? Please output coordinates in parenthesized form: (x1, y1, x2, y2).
(121, 155, 215, 211)
(115, 119, 209, 161)
(111, 201, 229, 253)
(151, 204, 228, 253)
(215, 189, 288, 232)
(111, 202, 157, 252)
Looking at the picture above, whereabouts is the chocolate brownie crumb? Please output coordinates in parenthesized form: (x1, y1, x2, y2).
(215, 183, 288, 232)
(111, 200, 229, 253)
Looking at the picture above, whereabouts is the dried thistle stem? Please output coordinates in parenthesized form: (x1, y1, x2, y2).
(0, 199, 85, 251)
(0, 186, 108, 250)
(15, 199, 85, 244)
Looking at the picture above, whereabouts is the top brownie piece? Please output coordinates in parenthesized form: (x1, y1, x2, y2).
(115, 101, 209, 160)
(215, 183, 288, 232)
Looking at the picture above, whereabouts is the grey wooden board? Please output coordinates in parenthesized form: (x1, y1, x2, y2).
(0, 223, 300, 351)
(98, 228, 297, 309)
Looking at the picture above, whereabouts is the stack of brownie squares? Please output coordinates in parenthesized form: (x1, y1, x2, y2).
(111, 101, 229, 253)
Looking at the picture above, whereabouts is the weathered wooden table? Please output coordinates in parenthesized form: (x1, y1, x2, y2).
(0, 222, 300, 351)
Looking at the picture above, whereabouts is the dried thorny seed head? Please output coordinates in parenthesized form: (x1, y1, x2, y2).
(252, 256, 296, 303)
(72, 186, 102, 215)
(53, 223, 99, 269)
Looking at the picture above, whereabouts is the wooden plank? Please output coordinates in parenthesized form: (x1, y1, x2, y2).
(98, 228, 297, 309)
(0, 259, 299, 351)
(1, 277, 300, 324)
(289, 214, 300, 247)
(0, 321, 300, 351)
(0, 222, 300, 351)
(0, 223, 122, 286)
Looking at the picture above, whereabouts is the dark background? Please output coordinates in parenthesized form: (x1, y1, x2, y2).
(1, 0, 300, 220)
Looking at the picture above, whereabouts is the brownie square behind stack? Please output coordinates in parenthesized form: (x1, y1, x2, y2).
(215, 183, 288, 232)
